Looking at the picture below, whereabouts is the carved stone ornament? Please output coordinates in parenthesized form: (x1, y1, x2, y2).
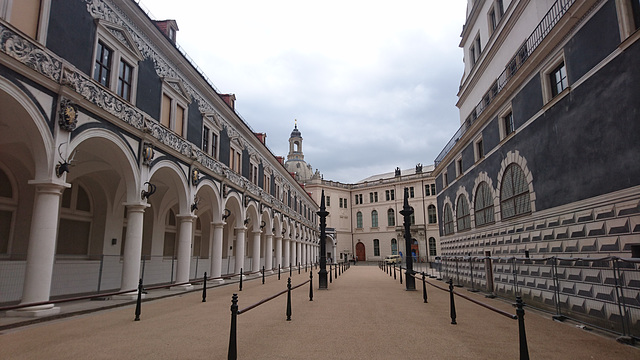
(192, 168, 199, 186)
(58, 99, 78, 131)
(142, 142, 154, 166)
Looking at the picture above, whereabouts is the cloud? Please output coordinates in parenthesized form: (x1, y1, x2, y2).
(144, 0, 467, 183)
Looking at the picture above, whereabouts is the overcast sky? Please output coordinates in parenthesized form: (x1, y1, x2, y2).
(143, 0, 468, 183)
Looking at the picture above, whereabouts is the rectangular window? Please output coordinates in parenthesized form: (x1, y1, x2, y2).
(475, 35, 482, 59)
(425, 185, 430, 196)
(236, 152, 241, 173)
(339, 198, 343, 208)
(409, 187, 415, 198)
(390, 189, 395, 200)
(202, 126, 210, 152)
(94, 41, 112, 87)
(443, 172, 448, 187)
(374, 192, 378, 202)
(374, 239, 380, 256)
(456, 158, 463, 177)
(504, 111, 514, 136)
(211, 133, 218, 159)
(326, 196, 331, 207)
(497, 0, 504, 16)
(633, 0, 640, 30)
(550, 62, 568, 97)
(385, 190, 390, 201)
(470, 45, 477, 66)
(358, 194, 362, 204)
(355, 195, 359, 205)
(489, 8, 497, 32)
(8, 0, 42, 39)
(431, 184, 436, 195)
(161, 94, 171, 128)
(370, 193, 374, 203)
(117, 59, 133, 101)
(343, 198, 347, 208)
(477, 139, 484, 159)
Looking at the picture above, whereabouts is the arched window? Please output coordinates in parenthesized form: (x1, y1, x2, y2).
(500, 163, 531, 219)
(475, 182, 495, 227)
(371, 210, 378, 227)
(391, 238, 397, 255)
(387, 208, 395, 226)
(373, 239, 380, 256)
(356, 211, 363, 229)
(427, 204, 437, 224)
(456, 195, 471, 231)
(443, 204, 454, 235)
(428, 237, 437, 256)
(57, 184, 93, 255)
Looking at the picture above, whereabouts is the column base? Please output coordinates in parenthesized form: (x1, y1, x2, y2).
(113, 291, 146, 300)
(170, 284, 194, 291)
(7, 304, 60, 318)
(211, 278, 225, 285)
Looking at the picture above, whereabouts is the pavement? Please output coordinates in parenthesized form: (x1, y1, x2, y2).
(0, 262, 638, 359)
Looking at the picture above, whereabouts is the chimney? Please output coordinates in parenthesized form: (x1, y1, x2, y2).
(276, 156, 285, 165)
(254, 132, 267, 145)
(153, 20, 178, 44)
(220, 94, 236, 110)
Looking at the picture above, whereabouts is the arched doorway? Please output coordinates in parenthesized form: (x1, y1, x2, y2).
(356, 241, 365, 262)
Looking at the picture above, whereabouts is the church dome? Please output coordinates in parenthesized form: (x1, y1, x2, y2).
(290, 124, 301, 138)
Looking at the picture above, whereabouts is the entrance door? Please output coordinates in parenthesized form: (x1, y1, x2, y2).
(356, 242, 365, 262)
(411, 239, 419, 261)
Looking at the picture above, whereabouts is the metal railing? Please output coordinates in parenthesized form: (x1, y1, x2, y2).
(435, 0, 576, 166)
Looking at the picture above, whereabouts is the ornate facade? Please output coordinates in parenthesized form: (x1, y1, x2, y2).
(0, 0, 319, 315)
(434, 0, 640, 335)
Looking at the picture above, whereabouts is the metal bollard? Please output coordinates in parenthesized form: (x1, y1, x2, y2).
(278, 264, 281, 280)
(286, 278, 292, 321)
(262, 266, 265, 285)
(239, 268, 243, 291)
(228, 294, 238, 360)
(515, 297, 530, 360)
(394, 264, 397, 280)
(290, 263, 292, 277)
(335, 263, 338, 278)
(202, 272, 207, 302)
(330, 264, 333, 283)
(400, 266, 403, 285)
(134, 278, 143, 321)
(309, 271, 313, 301)
(298, 262, 301, 274)
(448, 279, 457, 325)
(422, 272, 428, 303)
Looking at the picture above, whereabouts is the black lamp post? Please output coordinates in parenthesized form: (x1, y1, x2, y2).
(400, 187, 416, 291)
(317, 190, 329, 289)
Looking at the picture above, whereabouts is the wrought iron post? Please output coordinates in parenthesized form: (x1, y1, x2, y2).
(134, 278, 143, 321)
(286, 278, 292, 321)
(399, 188, 416, 290)
(228, 294, 238, 360)
(202, 272, 207, 302)
(515, 296, 530, 360)
(239, 268, 243, 291)
(422, 272, 428, 303)
(309, 271, 313, 301)
(262, 266, 265, 285)
(448, 279, 457, 325)
(317, 190, 329, 289)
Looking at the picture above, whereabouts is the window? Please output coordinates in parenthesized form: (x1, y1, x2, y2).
(211, 133, 218, 159)
(57, 184, 93, 255)
(443, 172, 448, 188)
(549, 62, 568, 97)
(470, 34, 482, 65)
(370, 192, 374, 203)
(356, 211, 363, 229)
(387, 209, 395, 226)
(325, 196, 331, 207)
(92, 22, 142, 102)
(409, 187, 415, 198)
(229, 147, 241, 173)
(474, 182, 495, 227)
(371, 210, 379, 228)
(0, 166, 16, 254)
(117, 59, 133, 100)
(429, 237, 437, 257)
(410, 207, 415, 225)
(202, 126, 210, 153)
(500, 111, 514, 139)
(425, 185, 430, 196)
(500, 164, 531, 219)
(161, 81, 190, 137)
(355, 194, 360, 205)
(489, 7, 497, 33)
(391, 239, 398, 255)
(428, 204, 437, 224)
(497, 0, 504, 16)
(374, 239, 380, 256)
(94, 41, 112, 87)
(474, 137, 484, 162)
(343, 198, 348, 208)
(2, 0, 50, 42)
(375, 192, 378, 202)
(443, 204, 454, 235)
(456, 158, 463, 178)
(339, 198, 343, 208)
(456, 195, 471, 231)
(385, 190, 395, 201)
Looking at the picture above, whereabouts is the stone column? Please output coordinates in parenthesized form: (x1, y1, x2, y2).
(10, 182, 67, 317)
(265, 234, 274, 273)
(283, 237, 290, 270)
(275, 235, 283, 270)
(234, 227, 246, 276)
(120, 203, 148, 295)
(290, 239, 297, 268)
(252, 230, 261, 273)
(172, 214, 196, 291)
(210, 222, 224, 283)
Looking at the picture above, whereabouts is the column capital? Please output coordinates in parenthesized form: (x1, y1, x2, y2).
(211, 222, 225, 229)
(123, 202, 150, 212)
(176, 214, 197, 223)
(27, 180, 70, 194)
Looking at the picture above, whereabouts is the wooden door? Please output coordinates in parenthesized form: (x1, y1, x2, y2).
(356, 242, 365, 262)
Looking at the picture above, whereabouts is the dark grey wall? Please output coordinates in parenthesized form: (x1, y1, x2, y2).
(47, 0, 95, 75)
(136, 58, 161, 120)
(219, 129, 230, 167)
(436, 3, 640, 235)
(186, 99, 202, 146)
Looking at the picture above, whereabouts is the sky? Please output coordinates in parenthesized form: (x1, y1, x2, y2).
(142, 0, 468, 183)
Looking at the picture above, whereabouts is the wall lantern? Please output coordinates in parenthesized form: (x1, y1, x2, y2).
(141, 181, 156, 200)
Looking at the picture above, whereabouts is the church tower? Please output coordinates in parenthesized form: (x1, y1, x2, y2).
(285, 120, 314, 182)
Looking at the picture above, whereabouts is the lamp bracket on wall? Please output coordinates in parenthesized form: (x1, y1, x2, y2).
(141, 181, 156, 200)
(191, 195, 200, 212)
(222, 208, 231, 221)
